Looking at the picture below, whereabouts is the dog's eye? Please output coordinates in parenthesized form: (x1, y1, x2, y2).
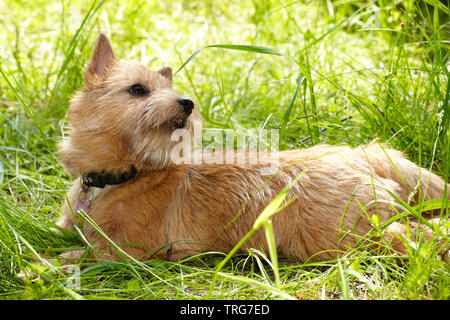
(128, 84, 149, 96)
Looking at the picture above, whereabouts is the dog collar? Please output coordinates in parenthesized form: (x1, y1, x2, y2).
(81, 165, 137, 188)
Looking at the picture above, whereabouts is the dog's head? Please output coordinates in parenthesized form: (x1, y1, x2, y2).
(59, 33, 202, 176)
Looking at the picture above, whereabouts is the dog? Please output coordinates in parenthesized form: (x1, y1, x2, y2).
(57, 33, 448, 263)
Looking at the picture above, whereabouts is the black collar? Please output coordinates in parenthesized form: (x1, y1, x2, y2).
(81, 165, 137, 188)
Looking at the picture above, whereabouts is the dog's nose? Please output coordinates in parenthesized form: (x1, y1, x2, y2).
(177, 98, 194, 115)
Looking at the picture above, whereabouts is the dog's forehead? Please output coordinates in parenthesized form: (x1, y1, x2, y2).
(111, 60, 160, 84)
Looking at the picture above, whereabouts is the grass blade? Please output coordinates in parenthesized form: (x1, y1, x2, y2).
(176, 44, 284, 74)
(47, 0, 106, 106)
(280, 75, 305, 139)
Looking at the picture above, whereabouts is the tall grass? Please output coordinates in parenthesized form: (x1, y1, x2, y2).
(0, 0, 448, 299)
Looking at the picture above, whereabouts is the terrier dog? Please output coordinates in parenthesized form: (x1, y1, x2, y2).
(57, 33, 448, 262)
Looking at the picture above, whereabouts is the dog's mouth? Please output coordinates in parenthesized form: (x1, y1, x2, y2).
(168, 117, 186, 130)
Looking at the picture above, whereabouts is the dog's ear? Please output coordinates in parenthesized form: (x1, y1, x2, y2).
(86, 33, 116, 80)
(158, 66, 173, 82)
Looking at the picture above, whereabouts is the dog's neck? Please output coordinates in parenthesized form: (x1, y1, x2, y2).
(81, 165, 137, 188)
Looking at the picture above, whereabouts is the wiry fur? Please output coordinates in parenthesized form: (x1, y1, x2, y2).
(57, 33, 449, 262)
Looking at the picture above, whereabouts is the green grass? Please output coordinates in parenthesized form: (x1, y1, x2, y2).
(0, 0, 449, 300)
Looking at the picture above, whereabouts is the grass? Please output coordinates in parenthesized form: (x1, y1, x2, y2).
(0, 0, 449, 300)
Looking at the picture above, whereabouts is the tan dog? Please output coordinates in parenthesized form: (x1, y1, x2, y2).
(57, 33, 448, 262)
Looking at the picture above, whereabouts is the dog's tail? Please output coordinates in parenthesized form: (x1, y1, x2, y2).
(386, 154, 448, 259)
(394, 155, 449, 207)
(364, 143, 449, 206)
(367, 144, 449, 259)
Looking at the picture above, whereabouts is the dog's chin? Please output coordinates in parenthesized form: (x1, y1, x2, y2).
(170, 118, 185, 129)
(167, 116, 188, 130)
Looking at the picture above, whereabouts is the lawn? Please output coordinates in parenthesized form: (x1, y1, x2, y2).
(0, 0, 449, 300)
